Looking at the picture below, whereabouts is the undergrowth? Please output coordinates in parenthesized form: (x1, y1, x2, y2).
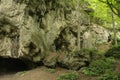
(81, 57, 116, 76)
(97, 71, 120, 80)
(56, 71, 79, 80)
(105, 45, 120, 58)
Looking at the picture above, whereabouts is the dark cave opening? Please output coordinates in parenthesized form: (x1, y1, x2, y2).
(0, 57, 36, 75)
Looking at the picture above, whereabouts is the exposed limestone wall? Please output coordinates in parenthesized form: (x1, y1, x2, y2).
(82, 25, 110, 49)
(0, 0, 25, 57)
(0, 0, 81, 60)
(0, 0, 110, 69)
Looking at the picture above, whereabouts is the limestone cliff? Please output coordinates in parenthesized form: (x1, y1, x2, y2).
(0, 0, 110, 69)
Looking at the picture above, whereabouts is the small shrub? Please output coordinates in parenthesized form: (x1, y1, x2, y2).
(81, 57, 116, 76)
(81, 67, 99, 76)
(105, 45, 120, 58)
(77, 48, 99, 55)
(45, 68, 56, 73)
(15, 71, 28, 76)
(97, 71, 120, 80)
(74, 48, 103, 62)
(56, 71, 79, 80)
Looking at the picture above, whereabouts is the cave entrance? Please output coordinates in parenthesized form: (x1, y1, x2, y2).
(0, 57, 35, 75)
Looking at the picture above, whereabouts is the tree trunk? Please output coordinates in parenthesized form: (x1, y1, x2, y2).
(77, 0, 81, 50)
(77, 22, 81, 50)
(111, 12, 117, 46)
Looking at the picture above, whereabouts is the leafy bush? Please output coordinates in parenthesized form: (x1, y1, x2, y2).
(78, 48, 99, 54)
(105, 45, 120, 58)
(56, 71, 79, 80)
(81, 57, 116, 76)
(43, 67, 56, 73)
(97, 71, 120, 80)
(75, 48, 103, 60)
(46, 68, 56, 73)
(81, 67, 100, 76)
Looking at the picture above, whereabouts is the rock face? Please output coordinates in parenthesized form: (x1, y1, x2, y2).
(82, 25, 110, 48)
(0, 0, 110, 69)
(0, 0, 25, 57)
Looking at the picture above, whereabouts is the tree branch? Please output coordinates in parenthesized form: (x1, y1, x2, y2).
(99, 0, 107, 3)
(99, 0, 120, 17)
(106, 0, 120, 17)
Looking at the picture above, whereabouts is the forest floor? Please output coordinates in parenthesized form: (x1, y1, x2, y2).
(0, 43, 119, 80)
(0, 59, 119, 80)
(0, 66, 97, 80)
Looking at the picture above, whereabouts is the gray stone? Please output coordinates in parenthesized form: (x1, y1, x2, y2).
(0, 0, 111, 69)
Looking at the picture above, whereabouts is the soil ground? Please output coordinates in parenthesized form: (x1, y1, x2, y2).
(0, 59, 120, 80)
(0, 66, 96, 80)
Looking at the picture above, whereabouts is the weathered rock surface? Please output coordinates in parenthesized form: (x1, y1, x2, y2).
(82, 25, 110, 48)
(0, 0, 110, 69)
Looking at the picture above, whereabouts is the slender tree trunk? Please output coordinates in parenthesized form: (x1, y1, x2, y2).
(77, 0, 81, 50)
(77, 21, 81, 50)
(111, 12, 117, 46)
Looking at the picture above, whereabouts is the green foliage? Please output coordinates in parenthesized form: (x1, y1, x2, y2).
(81, 57, 115, 76)
(97, 71, 120, 80)
(81, 67, 100, 76)
(100, 0, 120, 17)
(105, 45, 120, 58)
(15, 71, 28, 76)
(85, 0, 120, 29)
(86, 0, 109, 21)
(76, 48, 104, 60)
(85, 0, 110, 25)
(43, 67, 56, 73)
(46, 68, 56, 73)
(75, 48, 99, 55)
(56, 71, 79, 80)
(79, 48, 98, 54)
